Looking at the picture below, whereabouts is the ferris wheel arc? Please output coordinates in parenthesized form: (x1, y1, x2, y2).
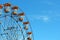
(19, 7, 34, 40)
(0, 3, 33, 40)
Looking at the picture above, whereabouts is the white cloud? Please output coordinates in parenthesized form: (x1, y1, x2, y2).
(27, 15, 50, 22)
(42, 16, 49, 22)
(40, 1, 55, 6)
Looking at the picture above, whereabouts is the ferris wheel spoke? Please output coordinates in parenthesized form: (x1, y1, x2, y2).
(10, 16, 25, 40)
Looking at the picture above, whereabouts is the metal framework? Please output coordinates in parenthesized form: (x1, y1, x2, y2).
(0, 3, 33, 40)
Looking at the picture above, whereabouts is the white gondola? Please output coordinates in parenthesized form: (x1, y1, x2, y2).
(18, 12, 24, 21)
(12, 6, 18, 15)
(4, 3, 11, 13)
(24, 25, 28, 30)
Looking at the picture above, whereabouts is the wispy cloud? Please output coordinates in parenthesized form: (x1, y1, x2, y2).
(40, 1, 56, 6)
(27, 15, 50, 22)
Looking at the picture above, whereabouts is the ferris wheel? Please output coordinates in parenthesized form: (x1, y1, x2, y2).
(0, 3, 33, 40)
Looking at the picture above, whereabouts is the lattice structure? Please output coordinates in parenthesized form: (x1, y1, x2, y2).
(0, 3, 33, 40)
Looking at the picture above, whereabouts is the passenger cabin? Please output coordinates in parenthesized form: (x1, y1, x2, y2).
(0, 5, 3, 9)
(27, 37, 31, 40)
(27, 32, 32, 35)
(4, 3, 11, 13)
(23, 22, 29, 24)
(18, 12, 24, 16)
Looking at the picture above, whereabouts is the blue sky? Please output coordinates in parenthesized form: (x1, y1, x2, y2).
(0, 0, 60, 40)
